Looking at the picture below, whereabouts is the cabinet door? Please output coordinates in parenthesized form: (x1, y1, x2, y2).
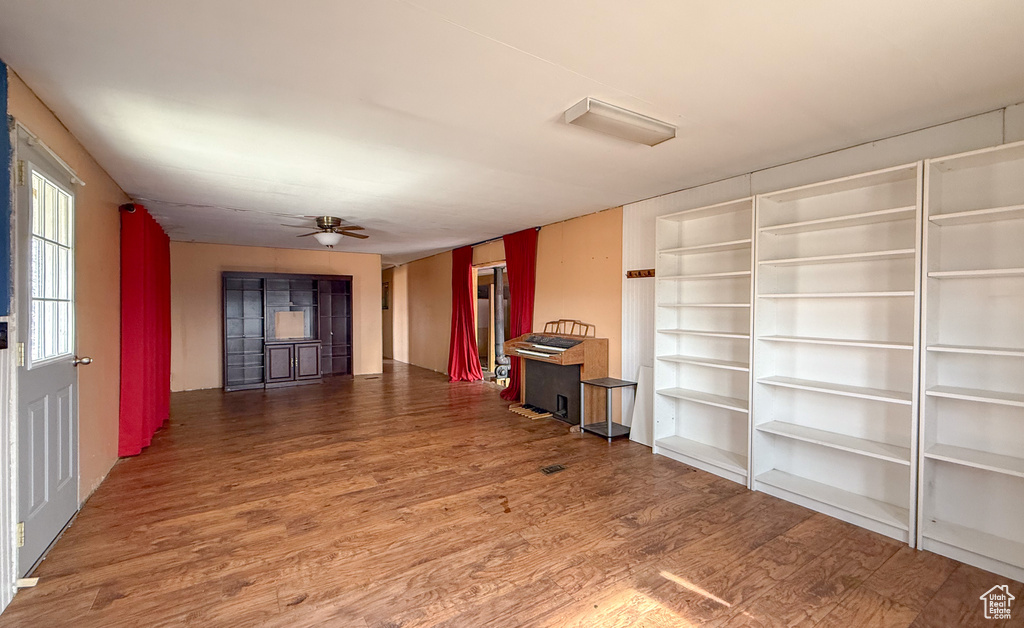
(265, 344, 295, 383)
(295, 342, 321, 380)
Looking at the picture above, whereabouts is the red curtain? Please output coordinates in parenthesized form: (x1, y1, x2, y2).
(500, 228, 538, 401)
(447, 246, 483, 382)
(119, 203, 171, 457)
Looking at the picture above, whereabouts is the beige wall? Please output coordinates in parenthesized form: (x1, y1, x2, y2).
(403, 251, 452, 373)
(472, 239, 505, 266)
(170, 242, 383, 391)
(8, 71, 127, 499)
(381, 267, 394, 359)
(534, 208, 623, 379)
(390, 265, 409, 363)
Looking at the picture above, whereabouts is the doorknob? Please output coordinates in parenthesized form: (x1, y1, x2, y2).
(72, 357, 93, 366)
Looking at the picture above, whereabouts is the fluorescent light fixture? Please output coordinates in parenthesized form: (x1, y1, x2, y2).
(313, 231, 343, 247)
(564, 98, 675, 146)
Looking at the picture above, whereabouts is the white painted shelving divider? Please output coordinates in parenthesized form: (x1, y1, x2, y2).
(919, 140, 1024, 583)
(653, 198, 755, 486)
(751, 163, 923, 545)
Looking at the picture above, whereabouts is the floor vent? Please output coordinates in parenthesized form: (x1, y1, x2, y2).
(540, 464, 567, 475)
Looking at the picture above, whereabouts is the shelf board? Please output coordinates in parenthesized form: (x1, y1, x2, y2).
(756, 469, 909, 531)
(924, 519, 1024, 571)
(925, 443, 1024, 480)
(660, 270, 751, 281)
(758, 291, 914, 299)
(760, 335, 912, 351)
(657, 355, 749, 372)
(760, 248, 916, 267)
(758, 375, 912, 405)
(657, 302, 751, 308)
(925, 385, 1024, 408)
(757, 420, 910, 465)
(928, 267, 1024, 279)
(928, 203, 1024, 226)
(658, 328, 750, 340)
(655, 436, 747, 476)
(656, 387, 747, 413)
(658, 239, 752, 256)
(759, 206, 916, 236)
(927, 344, 1024, 358)
(659, 198, 752, 222)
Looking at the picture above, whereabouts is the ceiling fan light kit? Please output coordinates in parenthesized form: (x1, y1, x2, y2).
(564, 97, 676, 146)
(312, 231, 343, 247)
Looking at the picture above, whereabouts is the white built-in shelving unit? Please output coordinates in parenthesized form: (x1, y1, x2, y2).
(751, 164, 923, 544)
(648, 144, 1024, 578)
(653, 198, 754, 485)
(919, 140, 1024, 582)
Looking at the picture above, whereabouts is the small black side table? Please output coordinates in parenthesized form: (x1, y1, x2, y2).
(580, 377, 638, 442)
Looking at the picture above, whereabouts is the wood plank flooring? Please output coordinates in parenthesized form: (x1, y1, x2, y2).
(1, 360, 1020, 627)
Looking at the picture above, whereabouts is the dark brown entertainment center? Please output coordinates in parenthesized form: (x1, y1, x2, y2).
(222, 271, 353, 391)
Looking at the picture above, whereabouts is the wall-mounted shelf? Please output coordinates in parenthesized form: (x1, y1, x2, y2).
(928, 203, 1024, 226)
(659, 270, 752, 281)
(756, 469, 909, 532)
(926, 344, 1024, 358)
(659, 238, 752, 256)
(927, 267, 1024, 278)
(924, 385, 1024, 408)
(759, 206, 916, 236)
(654, 197, 754, 486)
(657, 302, 750, 308)
(658, 328, 750, 340)
(760, 248, 915, 267)
(760, 335, 912, 351)
(758, 376, 911, 405)
(757, 420, 910, 465)
(656, 387, 747, 414)
(657, 355, 749, 371)
(759, 291, 915, 299)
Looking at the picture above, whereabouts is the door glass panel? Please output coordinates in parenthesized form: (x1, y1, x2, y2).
(29, 170, 74, 367)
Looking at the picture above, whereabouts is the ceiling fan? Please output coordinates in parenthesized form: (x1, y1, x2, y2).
(284, 216, 369, 248)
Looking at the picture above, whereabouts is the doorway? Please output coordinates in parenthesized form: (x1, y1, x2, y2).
(15, 132, 81, 576)
(474, 265, 510, 383)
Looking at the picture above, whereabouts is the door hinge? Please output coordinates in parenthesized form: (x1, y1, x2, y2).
(16, 522, 24, 548)
(16, 343, 24, 367)
(16, 160, 26, 187)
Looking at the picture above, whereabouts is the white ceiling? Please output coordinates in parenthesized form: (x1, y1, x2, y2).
(1, 1, 1023, 265)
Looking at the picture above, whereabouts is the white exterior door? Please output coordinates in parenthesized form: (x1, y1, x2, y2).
(15, 146, 80, 577)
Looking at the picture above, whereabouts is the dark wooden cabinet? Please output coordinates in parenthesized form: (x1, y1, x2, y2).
(265, 343, 295, 384)
(265, 341, 321, 387)
(223, 272, 352, 391)
(296, 342, 321, 380)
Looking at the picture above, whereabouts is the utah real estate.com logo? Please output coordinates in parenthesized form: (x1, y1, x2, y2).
(980, 585, 1014, 620)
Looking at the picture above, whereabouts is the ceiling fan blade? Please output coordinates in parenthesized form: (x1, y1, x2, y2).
(295, 232, 320, 237)
(340, 231, 369, 239)
(337, 225, 364, 230)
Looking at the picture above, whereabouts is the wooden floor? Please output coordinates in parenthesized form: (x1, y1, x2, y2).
(2, 361, 1021, 627)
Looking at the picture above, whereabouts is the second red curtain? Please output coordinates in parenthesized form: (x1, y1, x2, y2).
(499, 228, 538, 401)
(119, 203, 171, 457)
(447, 245, 483, 382)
